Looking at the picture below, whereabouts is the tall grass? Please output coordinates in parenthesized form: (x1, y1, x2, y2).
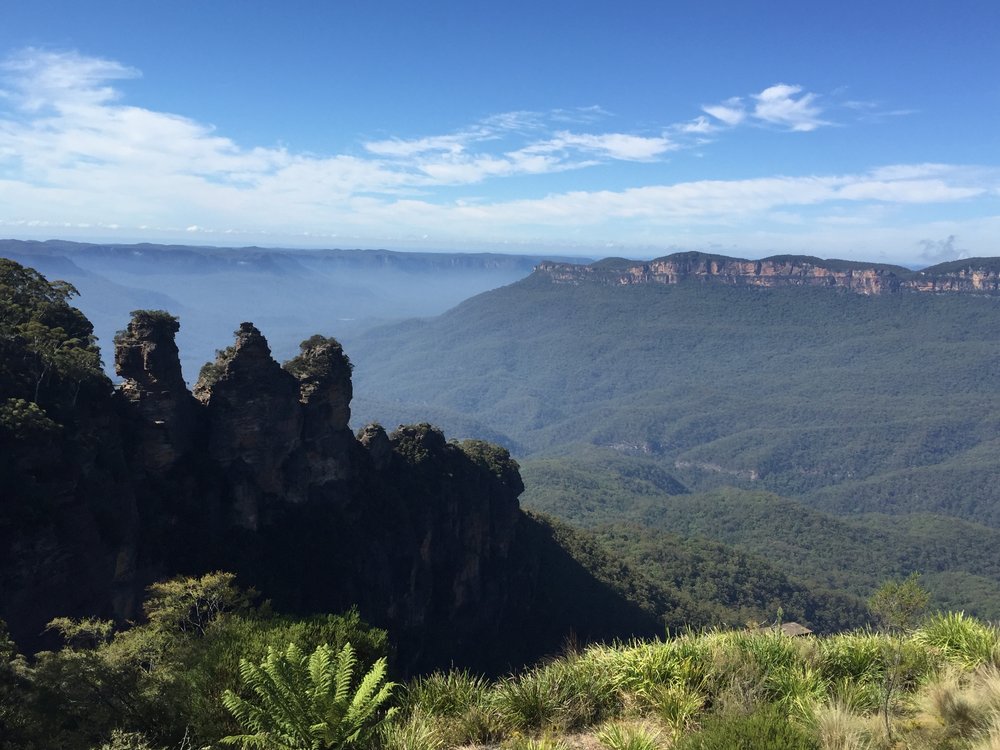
(596, 721, 663, 750)
(916, 612, 1000, 668)
(386, 616, 1000, 750)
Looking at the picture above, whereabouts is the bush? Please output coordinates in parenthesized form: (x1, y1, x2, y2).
(221, 641, 397, 750)
(493, 657, 618, 733)
(916, 612, 1000, 668)
(676, 705, 819, 750)
(596, 721, 663, 750)
(403, 670, 489, 717)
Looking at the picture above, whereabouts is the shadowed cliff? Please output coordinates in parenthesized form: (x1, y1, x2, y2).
(0, 273, 662, 673)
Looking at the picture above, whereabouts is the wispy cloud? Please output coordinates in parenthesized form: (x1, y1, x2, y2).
(703, 97, 747, 126)
(703, 84, 829, 131)
(0, 48, 139, 112)
(521, 131, 677, 161)
(752, 83, 828, 131)
(0, 48, 994, 262)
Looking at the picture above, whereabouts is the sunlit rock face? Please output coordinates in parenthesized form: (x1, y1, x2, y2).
(535, 252, 1000, 296)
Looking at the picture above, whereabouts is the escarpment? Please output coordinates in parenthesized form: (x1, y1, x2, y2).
(1, 303, 659, 673)
(534, 252, 1000, 295)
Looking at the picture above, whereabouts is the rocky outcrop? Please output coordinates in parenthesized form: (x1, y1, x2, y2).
(908, 261, 1000, 294)
(47, 311, 556, 670)
(3, 300, 664, 674)
(285, 335, 356, 489)
(193, 323, 305, 524)
(534, 252, 1000, 296)
(114, 310, 198, 472)
(357, 423, 392, 470)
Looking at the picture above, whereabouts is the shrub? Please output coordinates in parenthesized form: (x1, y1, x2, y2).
(675, 705, 819, 750)
(808, 701, 872, 750)
(504, 735, 570, 750)
(492, 656, 619, 733)
(817, 631, 887, 684)
(93, 730, 160, 750)
(221, 642, 396, 750)
(380, 711, 443, 750)
(400, 669, 502, 747)
(403, 670, 489, 717)
(916, 612, 1000, 669)
(648, 682, 704, 737)
(596, 721, 663, 750)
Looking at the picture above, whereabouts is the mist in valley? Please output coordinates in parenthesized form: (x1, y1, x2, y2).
(1, 239, 571, 384)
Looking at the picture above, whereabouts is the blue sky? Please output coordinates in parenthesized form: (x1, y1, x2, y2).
(1, 0, 998, 264)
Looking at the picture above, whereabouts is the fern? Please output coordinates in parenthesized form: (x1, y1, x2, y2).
(221, 642, 397, 750)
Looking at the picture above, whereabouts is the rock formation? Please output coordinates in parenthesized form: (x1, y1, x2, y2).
(114, 310, 198, 472)
(4, 304, 656, 673)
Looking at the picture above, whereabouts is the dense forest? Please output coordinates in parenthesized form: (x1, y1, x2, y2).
(345, 269, 1000, 618)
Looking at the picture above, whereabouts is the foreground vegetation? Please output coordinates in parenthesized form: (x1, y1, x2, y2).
(388, 609, 1000, 750)
(4, 572, 1000, 750)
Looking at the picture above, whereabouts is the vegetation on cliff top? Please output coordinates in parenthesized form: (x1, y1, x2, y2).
(4, 572, 1000, 750)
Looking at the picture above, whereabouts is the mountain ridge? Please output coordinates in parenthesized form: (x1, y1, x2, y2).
(535, 251, 1000, 295)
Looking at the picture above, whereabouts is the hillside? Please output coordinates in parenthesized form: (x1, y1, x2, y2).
(520, 453, 1000, 618)
(347, 267, 1000, 525)
(344, 257, 1000, 617)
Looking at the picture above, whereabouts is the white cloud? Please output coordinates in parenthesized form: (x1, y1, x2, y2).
(703, 84, 831, 132)
(0, 48, 139, 112)
(751, 83, 828, 131)
(703, 97, 746, 126)
(0, 49, 994, 263)
(836, 179, 982, 203)
(523, 131, 677, 161)
(364, 134, 471, 157)
(677, 116, 716, 134)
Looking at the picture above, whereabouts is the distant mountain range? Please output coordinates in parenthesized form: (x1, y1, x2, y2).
(0, 239, 586, 381)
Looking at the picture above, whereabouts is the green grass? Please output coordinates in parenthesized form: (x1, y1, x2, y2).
(381, 617, 1000, 750)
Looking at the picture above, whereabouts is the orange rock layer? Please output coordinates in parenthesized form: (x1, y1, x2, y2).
(535, 253, 1000, 295)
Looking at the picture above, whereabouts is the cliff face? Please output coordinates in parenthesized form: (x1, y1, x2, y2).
(109, 315, 531, 671)
(534, 252, 1000, 295)
(3, 302, 653, 673)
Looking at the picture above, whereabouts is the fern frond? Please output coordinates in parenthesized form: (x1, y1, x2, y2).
(333, 642, 357, 704)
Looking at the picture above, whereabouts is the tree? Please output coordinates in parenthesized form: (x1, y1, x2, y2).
(221, 642, 397, 750)
(0, 258, 103, 410)
(143, 571, 256, 637)
(868, 573, 929, 739)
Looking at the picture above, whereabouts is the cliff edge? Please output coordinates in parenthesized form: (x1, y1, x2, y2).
(534, 252, 1000, 295)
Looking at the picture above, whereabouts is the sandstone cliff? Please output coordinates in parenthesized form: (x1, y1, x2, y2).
(534, 252, 1000, 295)
(1, 304, 659, 673)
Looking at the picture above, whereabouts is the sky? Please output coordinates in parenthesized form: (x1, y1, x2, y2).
(0, 0, 998, 265)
